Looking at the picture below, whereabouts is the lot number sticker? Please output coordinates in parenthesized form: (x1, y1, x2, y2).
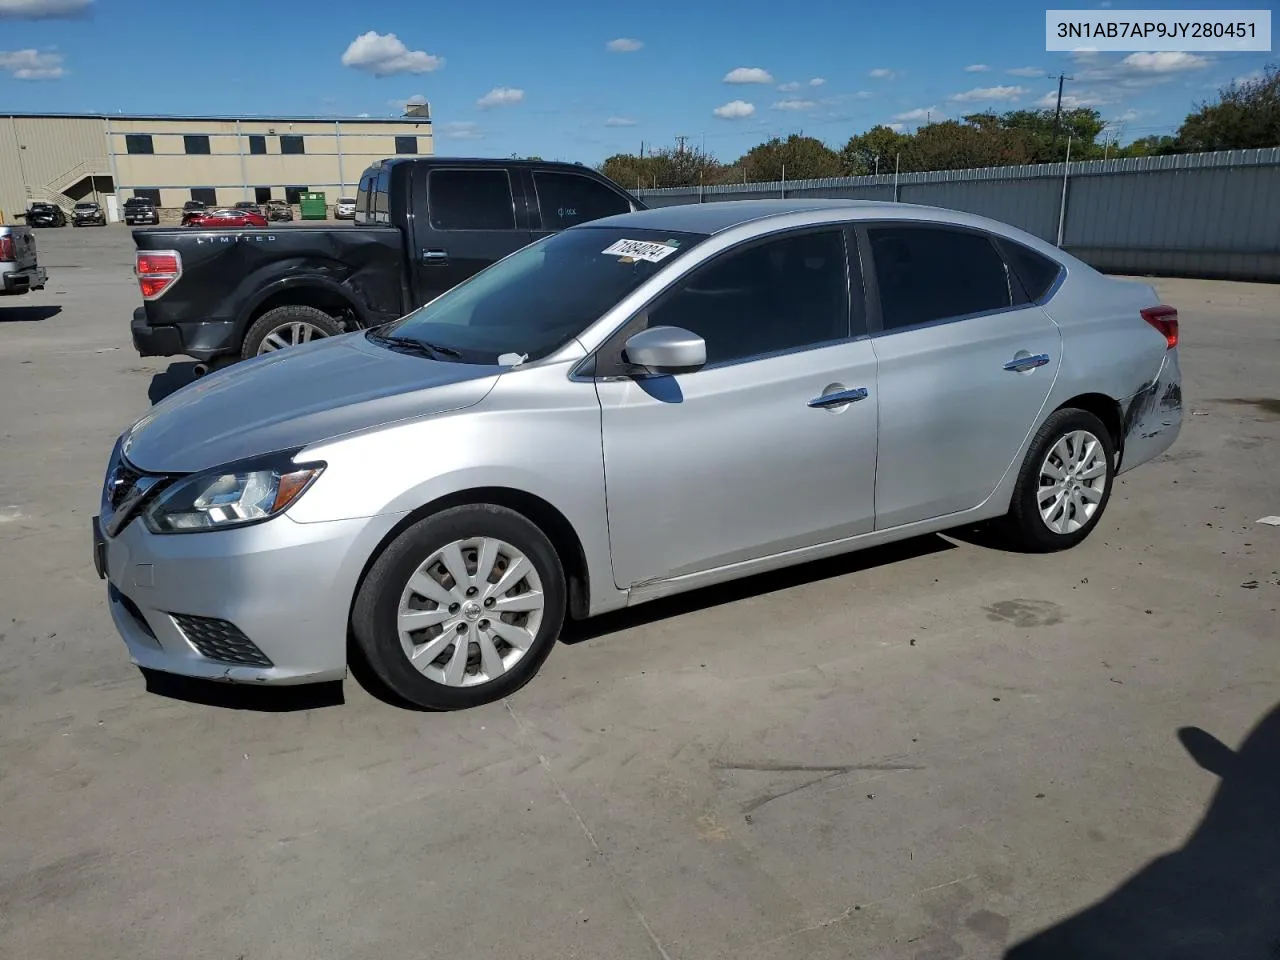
(602, 239, 679, 263)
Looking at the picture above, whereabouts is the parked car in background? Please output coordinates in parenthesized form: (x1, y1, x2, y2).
(179, 201, 207, 226)
(25, 203, 66, 228)
(234, 200, 265, 216)
(73, 201, 107, 227)
(98, 200, 1183, 709)
(123, 197, 160, 225)
(1, 223, 48, 295)
(130, 157, 643, 365)
(265, 200, 294, 222)
(334, 197, 357, 219)
(183, 208, 269, 228)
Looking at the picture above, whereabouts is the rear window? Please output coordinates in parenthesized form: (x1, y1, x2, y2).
(998, 239, 1063, 303)
(427, 169, 516, 231)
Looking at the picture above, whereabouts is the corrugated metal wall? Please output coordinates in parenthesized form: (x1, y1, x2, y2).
(0, 116, 109, 219)
(637, 149, 1280, 281)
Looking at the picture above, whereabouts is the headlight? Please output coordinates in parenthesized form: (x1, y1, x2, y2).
(142, 454, 324, 534)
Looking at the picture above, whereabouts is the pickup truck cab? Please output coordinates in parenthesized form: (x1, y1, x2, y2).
(0, 224, 48, 295)
(131, 158, 645, 364)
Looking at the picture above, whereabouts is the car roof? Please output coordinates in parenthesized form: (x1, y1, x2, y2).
(581, 198, 1066, 255)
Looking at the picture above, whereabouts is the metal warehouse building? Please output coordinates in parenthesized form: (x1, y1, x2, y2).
(0, 105, 433, 223)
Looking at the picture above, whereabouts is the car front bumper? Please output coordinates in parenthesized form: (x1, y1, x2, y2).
(97, 509, 404, 684)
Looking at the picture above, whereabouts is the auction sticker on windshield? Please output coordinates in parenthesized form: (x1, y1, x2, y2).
(602, 239, 680, 263)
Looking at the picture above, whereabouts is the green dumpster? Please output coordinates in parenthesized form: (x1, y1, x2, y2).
(299, 191, 327, 220)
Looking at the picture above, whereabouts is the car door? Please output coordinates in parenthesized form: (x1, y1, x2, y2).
(524, 168, 635, 242)
(594, 227, 879, 589)
(411, 166, 533, 307)
(860, 223, 1062, 530)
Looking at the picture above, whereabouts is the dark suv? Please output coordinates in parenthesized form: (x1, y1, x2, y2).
(73, 201, 107, 227)
(25, 203, 66, 228)
(123, 197, 160, 226)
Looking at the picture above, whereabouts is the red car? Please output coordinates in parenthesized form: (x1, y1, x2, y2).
(185, 208, 268, 228)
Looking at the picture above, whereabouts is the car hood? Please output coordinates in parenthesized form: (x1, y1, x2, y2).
(122, 333, 503, 474)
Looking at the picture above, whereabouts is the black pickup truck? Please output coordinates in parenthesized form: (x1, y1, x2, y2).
(131, 158, 645, 365)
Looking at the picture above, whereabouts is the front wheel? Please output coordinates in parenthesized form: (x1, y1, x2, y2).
(241, 304, 344, 359)
(1002, 408, 1115, 552)
(352, 505, 567, 710)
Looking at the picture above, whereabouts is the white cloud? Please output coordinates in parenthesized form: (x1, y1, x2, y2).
(869, 68, 897, 79)
(357, 112, 371, 118)
(0, 0, 90, 17)
(341, 31, 443, 75)
(724, 66, 773, 84)
(1109, 108, 1141, 122)
(773, 98, 817, 111)
(477, 86, 524, 108)
(1233, 68, 1265, 85)
(1006, 66, 1043, 78)
(887, 122, 906, 132)
(893, 105, 937, 122)
(777, 81, 801, 91)
(0, 48, 64, 79)
(964, 64, 991, 73)
(1034, 90, 1112, 108)
(604, 116, 637, 126)
(606, 37, 643, 52)
(713, 99, 755, 119)
(1121, 51, 1209, 73)
(809, 77, 826, 86)
(949, 84, 1026, 103)
(442, 121, 484, 140)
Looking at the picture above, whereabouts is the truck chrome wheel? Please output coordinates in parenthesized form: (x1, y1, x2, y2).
(256, 321, 329, 354)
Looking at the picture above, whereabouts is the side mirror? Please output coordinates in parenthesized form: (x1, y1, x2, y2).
(623, 326, 706, 375)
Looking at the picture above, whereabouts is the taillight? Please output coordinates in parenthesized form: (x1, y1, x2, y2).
(136, 249, 182, 300)
(1141, 304, 1178, 349)
(0, 235, 14, 262)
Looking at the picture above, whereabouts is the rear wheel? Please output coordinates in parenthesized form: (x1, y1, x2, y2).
(352, 505, 567, 710)
(241, 304, 344, 359)
(1002, 407, 1115, 552)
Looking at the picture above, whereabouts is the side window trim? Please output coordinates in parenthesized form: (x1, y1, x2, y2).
(857, 221, 1028, 339)
(585, 225, 859, 380)
(426, 167, 518, 232)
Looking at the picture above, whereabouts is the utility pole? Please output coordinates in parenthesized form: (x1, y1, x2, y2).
(674, 135, 689, 155)
(1048, 72, 1074, 146)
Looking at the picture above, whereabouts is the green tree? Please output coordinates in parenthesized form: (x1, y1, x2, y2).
(1116, 135, 1178, 157)
(840, 125, 911, 175)
(732, 134, 843, 182)
(995, 108, 1106, 161)
(1174, 63, 1280, 151)
(598, 144, 722, 189)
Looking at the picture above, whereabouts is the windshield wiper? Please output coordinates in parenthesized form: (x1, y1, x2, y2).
(367, 332, 463, 360)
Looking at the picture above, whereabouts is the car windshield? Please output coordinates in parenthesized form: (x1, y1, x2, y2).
(375, 226, 706, 365)
(76, 203, 97, 210)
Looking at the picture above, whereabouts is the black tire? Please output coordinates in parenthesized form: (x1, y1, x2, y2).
(240, 304, 344, 359)
(351, 505, 567, 710)
(1001, 407, 1116, 553)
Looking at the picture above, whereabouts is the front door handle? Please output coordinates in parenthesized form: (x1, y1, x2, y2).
(1003, 353, 1051, 372)
(421, 249, 449, 264)
(808, 387, 869, 409)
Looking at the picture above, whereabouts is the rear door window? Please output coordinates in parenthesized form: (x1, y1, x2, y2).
(427, 169, 516, 231)
(866, 226, 1011, 332)
(532, 171, 631, 229)
(997, 239, 1063, 304)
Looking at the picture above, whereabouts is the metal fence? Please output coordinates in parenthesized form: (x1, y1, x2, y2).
(635, 148, 1280, 282)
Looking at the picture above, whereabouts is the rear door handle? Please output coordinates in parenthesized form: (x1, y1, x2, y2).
(421, 249, 449, 264)
(808, 387, 869, 409)
(1003, 353, 1051, 372)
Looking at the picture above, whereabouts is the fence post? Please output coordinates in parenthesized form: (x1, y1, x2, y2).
(1056, 135, 1072, 248)
(893, 153, 900, 202)
(781, 165, 786, 199)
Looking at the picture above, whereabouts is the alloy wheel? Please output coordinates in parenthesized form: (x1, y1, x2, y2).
(1037, 429, 1107, 535)
(396, 537, 545, 687)
(256, 322, 329, 354)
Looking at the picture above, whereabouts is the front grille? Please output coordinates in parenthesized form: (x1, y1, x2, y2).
(171, 614, 273, 668)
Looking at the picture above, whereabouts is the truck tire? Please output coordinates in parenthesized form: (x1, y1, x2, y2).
(241, 304, 345, 359)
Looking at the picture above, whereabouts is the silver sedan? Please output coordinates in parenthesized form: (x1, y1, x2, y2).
(95, 200, 1182, 709)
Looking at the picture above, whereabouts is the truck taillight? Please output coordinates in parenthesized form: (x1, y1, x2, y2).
(0, 235, 14, 262)
(136, 249, 182, 300)
(1140, 304, 1179, 349)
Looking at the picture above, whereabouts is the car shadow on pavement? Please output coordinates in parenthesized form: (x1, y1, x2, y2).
(140, 667, 345, 712)
(148, 362, 199, 404)
(562, 532, 956, 645)
(1005, 700, 1280, 959)
(0, 304, 61, 323)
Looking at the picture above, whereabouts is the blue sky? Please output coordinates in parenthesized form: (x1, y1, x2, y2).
(1, 0, 1273, 163)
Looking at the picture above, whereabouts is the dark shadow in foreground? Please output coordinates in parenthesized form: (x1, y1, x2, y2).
(148, 362, 199, 404)
(1006, 701, 1280, 959)
(140, 667, 344, 712)
(0, 304, 61, 323)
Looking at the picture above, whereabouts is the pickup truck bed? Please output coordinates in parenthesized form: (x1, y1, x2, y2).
(0, 225, 48, 295)
(131, 157, 643, 364)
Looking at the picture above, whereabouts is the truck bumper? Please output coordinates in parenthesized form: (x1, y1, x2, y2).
(131, 306, 238, 361)
(1, 265, 47, 294)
